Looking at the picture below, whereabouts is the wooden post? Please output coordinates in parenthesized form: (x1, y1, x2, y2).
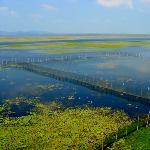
(137, 115, 139, 131)
(147, 112, 150, 126)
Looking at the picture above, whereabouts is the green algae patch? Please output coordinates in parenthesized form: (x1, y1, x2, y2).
(0, 101, 132, 150)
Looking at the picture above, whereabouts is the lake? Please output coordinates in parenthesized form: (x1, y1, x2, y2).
(1, 35, 150, 117)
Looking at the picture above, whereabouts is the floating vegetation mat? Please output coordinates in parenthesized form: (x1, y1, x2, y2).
(0, 98, 132, 150)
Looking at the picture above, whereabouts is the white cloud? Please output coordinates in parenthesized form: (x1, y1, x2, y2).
(0, 6, 16, 16)
(41, 4, 57, 11)
(141, 0, 150, 4)
(96, 0, 133, 8)
(31, 14, 43, 22)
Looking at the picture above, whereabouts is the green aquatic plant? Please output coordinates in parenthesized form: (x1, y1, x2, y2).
(20, 83, 64, 97)
(67, 95, 75, 101)
(0, 101, 132, 150)
(0, 106, 4, 116)
(0, 97, 37, 117)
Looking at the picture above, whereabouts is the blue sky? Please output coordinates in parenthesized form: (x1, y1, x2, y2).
(0, 0, 150, 34)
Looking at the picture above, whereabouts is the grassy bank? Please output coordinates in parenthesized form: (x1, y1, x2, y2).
(110, 127, 150, 150)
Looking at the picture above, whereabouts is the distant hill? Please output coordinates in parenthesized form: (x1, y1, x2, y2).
(0, 31, 56, 36)
(0, 31, 150, 37)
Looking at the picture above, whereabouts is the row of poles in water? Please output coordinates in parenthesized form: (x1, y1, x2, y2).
(0, 51, 143, 65)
